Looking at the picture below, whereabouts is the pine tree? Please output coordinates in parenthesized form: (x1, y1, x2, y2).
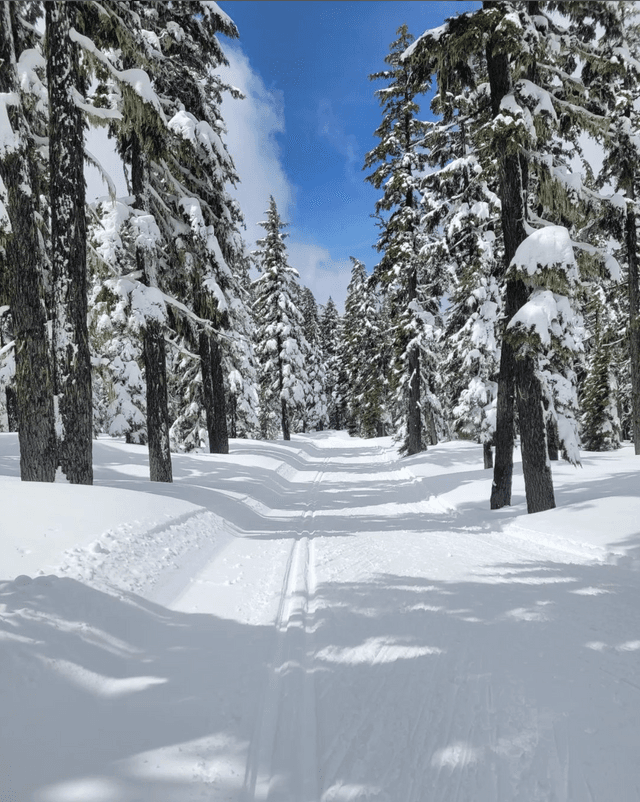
(319, 297, 342, 430)
(420, 83, 502, 466)
(364, 24, 432, 455)
(84, 1, 249, 463)
(407, 1, 612, 512)
(45, 1, 93, 484)
(300, 287, 328, 432)
(0, 1, 57, 481)
(342, 258, 385, 438)
(586, 2, 640, 453)
(581, 324, 621, 451)
(253, 197, 308, 441)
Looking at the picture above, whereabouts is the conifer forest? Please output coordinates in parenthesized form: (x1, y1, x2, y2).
(1, 0, 639, 516)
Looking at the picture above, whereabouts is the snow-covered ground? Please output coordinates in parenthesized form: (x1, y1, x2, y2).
(2, 430, 640, 801)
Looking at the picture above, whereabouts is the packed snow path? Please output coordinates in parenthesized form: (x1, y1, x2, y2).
(2, 432, 640, 801)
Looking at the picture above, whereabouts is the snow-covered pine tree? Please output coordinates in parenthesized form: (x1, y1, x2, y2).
(407, 1, 611, 513)
(585, 2, 640, 454)
(364, 24, 432, 455)
(71, 0, 174, 480)
(342, 258, 385, 439)
(319, 297, 342, 430)
(89, 199, 147, 445)
(0, 1, 57, 481)
(45, 1, 93, 484)
(253, 197, 308, 441)
(581, 317, 621, 452)
(420, 84, 502, 467)
(300, 286, 328, 432)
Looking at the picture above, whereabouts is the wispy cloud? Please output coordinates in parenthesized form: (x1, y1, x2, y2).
(317, 99, 361, 182)
(218, 47, 351, 308)
(217, 44, 295, 251)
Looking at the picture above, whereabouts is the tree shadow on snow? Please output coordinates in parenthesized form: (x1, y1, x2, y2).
(307, 557, 640, 802)
(0, 574, 271, 801)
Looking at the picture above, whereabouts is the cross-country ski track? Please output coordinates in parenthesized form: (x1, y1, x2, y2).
(2, 430, 640, 801)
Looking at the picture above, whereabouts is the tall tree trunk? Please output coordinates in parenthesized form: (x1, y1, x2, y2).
(6, 384, 18, 432)
(486, 33, 555, 513)
(131, 133, 172, 482)
(46, 1, 92, 484)
(406, 264, 422, 454)
(483, 441, 493, 470)
(546, 416, 559, 461)
(276, 334, 290, 440)
(626, 197, 640, 454)
(0, 2, 57, 482)
(281, 398, 290, 441)
(199, 330, 228, 453)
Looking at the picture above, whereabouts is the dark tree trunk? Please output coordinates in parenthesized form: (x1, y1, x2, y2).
(0, 3, 57, 482)
(486, 31, 555, 513)
(546, 416, 559, 461)
(281, 398, 290, 441)
(142, 320, 172, 481)
(229, 395, 237, 439)
(46, 1, 93, 484)
(6, 384, 18, 432)
(483, 441, 493, 470)
(276, 334, 290, 440)
(626, 198, 640, 454)
(131, 133, 172, 482)
(199, 330, 228, 454)
(516, 355, 555, 513)
(406, 233, 422, 454)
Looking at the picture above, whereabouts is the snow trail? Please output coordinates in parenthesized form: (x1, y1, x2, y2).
(3, 432, 640, 800)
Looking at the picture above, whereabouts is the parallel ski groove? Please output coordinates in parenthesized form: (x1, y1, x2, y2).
(244, 457, 326, 802)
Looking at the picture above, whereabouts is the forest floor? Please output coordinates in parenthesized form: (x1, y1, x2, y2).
(1, 430, 640, 801)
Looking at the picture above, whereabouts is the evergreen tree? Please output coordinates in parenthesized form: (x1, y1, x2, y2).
(587, 2, 640, 453)
(319, 297, 342, 430)
(0, 1, 57, 481)
(420, 83, 502, 466)
(342, 258, 385, 438)
(407, 1, 612, 512)
(300, 287, 328, 431)
(581, 324, 621, 451)
(84, 1, 249, 463)
(253, 197, 308, 441)
(364, 24, 432, 455)
(45, 1, 93, 484)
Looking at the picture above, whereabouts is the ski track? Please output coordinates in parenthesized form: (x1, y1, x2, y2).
(4, 433, 640, 801)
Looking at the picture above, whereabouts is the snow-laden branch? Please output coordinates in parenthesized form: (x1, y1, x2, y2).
(69, 27, 167, 124)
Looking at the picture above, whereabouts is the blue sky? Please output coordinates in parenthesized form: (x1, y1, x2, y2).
(216, 1, 480, 308)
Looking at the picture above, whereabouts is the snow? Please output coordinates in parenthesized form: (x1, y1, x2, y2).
(0, 91, 20, 156)
(511, 224, 579, 284)
(2, 431, 640, 800)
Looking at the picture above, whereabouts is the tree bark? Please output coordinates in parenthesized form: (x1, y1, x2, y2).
(6, 384, 18, 432)
(406, 265, 422, 454)
(626, 197, 640, 454)
(0, 2, 57, 482)
(486, 31, 555, 513)
(483, 441, 493, 469)
(546, 416, 559, 461)
(281, 398, 290, 440)
(46, 1, 93, 484)
(131, 132, 172, 482)
(199, 330, 228, 453)
(516, 355, 555, 513)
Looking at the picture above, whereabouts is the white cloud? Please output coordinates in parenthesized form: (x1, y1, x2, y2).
(287, 241, 352, 311)
(218, 45, 351, 310)
(217, 44, 294, 251)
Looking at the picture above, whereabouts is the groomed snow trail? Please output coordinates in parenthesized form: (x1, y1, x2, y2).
(3, 432, 640, 801)
(151, 433, 640, 802)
